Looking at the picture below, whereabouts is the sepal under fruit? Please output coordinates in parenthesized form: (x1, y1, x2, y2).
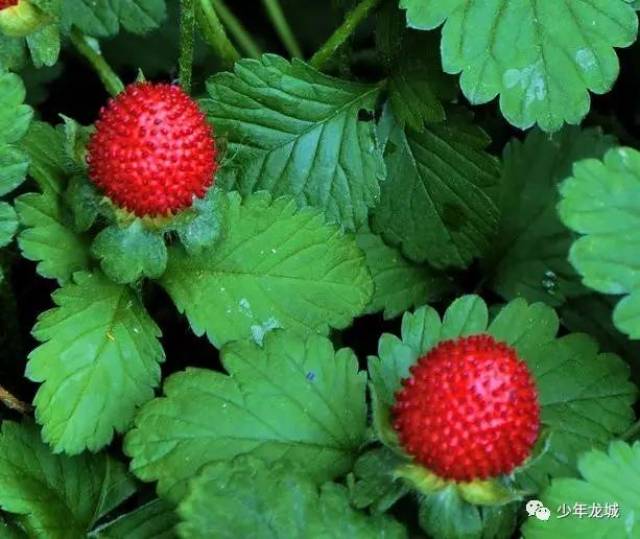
(0, 0, 49, 37)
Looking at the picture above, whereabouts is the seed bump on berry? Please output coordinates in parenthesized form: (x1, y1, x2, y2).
(87, 82, 217, 217)
(392, 334, 540, 482)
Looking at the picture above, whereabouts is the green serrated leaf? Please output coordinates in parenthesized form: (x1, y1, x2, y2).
(0, 72, 32, 145)
(0, 34, 26, 71)
(0, 421, 137, 539)
(0, 71, 32, 196)
(350, 447, 410, 513)
(560, 294, 640, 371)
(378, 3, 455, 129)
(0, 146, 29, 198)
(559, 146, 640, 339)
(27, 271, 165, 454)
(177, 457, 407, 539)
(523, 441, 640, 539)
(0, 203, 17, 248)
(16, 191, 90, 283)
(400, 0, 639, 131)
(18, 121, 67, 196)
(419, 487, 517, 539)
(90, 500, 178, 539)
(117, 0, 166, 34)
(62, 0, 166, 37)
(356, 230, 450, 319)
(488, 127, 615, 306)
(161, 192, 373, 348)
(125, 330, 367, 502)
(372, 107, 500, 269)
(202, 54, 385, 231)
(65, 175, 100, 232)
(165, 188, 221, 256)
(25, 23, 60, 68)
(61, 115, 93, 173)
(92, 220, 168, 284)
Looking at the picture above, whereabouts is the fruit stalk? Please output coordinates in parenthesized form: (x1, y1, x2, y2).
(310, 0, 383, 71)
(69, 29, 124, 97)
(179, 0, 196, 93)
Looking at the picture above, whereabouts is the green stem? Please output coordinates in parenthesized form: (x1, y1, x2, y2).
(69, 30, 124, 97)
(620, 419, 640, 442)
(310, 0, 382, 71)
(262, 0, 303, 58)
(179, 0, 196, 93)
(196, 0, 240, 68)
(211, 0, 262, 59)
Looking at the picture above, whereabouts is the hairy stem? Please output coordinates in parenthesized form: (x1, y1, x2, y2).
(310, 0, 382, 71)
(179, 0, 196, 93)
(0, 385, 31, 414)
(196, 0, 241, 68)
(69, 29, 124, 97)
(262, 0, 303, 58)
(211, 0, 262, 59)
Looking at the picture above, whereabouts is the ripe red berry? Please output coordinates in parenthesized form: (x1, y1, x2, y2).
(0, 0, 18, 10)
(87, 82, 217, 217)
(392, 335, 540, 482)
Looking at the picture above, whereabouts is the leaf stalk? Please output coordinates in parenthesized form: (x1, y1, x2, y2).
(196, 0, 241, 68)
(262, 0, 303, 58)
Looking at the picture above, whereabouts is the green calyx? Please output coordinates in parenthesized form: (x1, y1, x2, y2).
(0, 0, 50, 38)
(394, 463, 521, 507)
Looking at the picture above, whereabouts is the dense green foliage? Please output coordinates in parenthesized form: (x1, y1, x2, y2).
(1, 1, 640, 538)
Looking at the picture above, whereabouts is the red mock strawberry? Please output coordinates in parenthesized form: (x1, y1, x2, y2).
(0, 1, 18, 10)
(392, 335, 540, 482)
(87, 82, 217, 217)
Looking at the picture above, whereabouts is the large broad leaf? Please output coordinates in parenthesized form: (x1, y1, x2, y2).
(27, 271, 165, 454)
(0, 71, 32, 196)
(177, 458, 407, 539)
(418, 489, 517, 539)
(371, 107, 500, 269)
(0, 202, 18, 248)
(356, 230, 450, 319)
(90, 500, 178, 539)
(523, 441, 640, 538)
(125, 331, 367, 503)
(369, 297, 636, 492)
(201, 54, 385, 231)
(16, 192, 91, 284)
(61, 0, 167, 37)
(161, 192, 373, 348)
(399, 1, 639, 131)
(488, 127, 614, 306)
(560, 295, 640, 371)
(0, 421, 136, 539)
(558, 146, 640, 339)
(376, 3, 457, 130)
(19, 121, 68, 196)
